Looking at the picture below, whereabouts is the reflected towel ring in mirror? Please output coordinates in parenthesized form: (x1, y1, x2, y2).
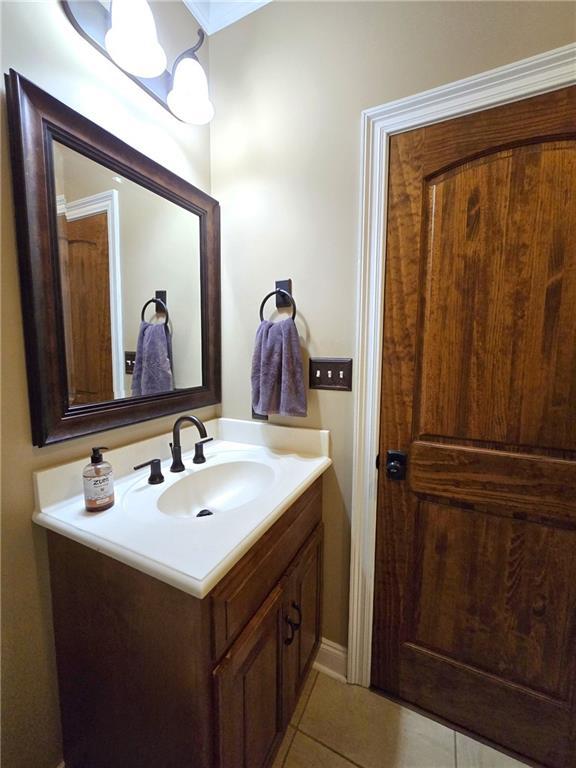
(259, 290, 297, 322)
(141, 297, 169, 325)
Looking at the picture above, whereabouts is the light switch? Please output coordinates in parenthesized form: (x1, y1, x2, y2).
(125, 351, 136, 375)
(309, 358, 353, 391)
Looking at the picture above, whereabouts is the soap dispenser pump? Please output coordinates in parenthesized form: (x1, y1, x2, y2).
(83, 447, 115, 512)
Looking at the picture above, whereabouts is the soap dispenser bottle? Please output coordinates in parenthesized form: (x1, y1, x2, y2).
(83, 447, 114, 512)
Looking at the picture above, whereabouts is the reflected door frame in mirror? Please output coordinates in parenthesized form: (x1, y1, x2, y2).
(5, 70, 221, 446)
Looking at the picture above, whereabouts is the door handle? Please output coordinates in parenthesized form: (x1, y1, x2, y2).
(386, 450, 407, 480)
(284, 616, 296, 645)
(290, 601, 302, 630)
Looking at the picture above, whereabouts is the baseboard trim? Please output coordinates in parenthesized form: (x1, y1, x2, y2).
(313, 638, 347, 683)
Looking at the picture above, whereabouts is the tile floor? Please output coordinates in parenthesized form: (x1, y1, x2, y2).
(273, 671, 529, 768)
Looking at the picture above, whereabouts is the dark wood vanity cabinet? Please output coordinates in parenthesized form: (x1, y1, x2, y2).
(214, 586, 285, 768)
(47, 478, 323, 768)
(214, 525, 323, 768)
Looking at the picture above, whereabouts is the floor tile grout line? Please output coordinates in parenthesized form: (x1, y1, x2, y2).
(278, 725, 296, 768)
(293, 670, 319, 727)
(294, 728, 368, 768)
(280, 670, 318, 767)
(296, 672, 461, 768)
(292, 672, 527, 768)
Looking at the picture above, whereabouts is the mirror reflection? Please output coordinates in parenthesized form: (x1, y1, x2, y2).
(53, 140, 202, 406)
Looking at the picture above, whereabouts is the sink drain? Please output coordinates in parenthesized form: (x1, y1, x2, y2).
(196, 509, 213, 517)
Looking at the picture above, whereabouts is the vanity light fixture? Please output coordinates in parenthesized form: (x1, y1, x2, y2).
(167, 30, 214, 125)
(61, 1, 214, 124)
(105, 0, 167, 78)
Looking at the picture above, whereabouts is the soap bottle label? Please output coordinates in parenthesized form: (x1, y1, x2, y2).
(84, 474, 114, 505)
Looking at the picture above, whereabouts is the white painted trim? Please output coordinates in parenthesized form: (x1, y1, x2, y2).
(56, 194, 67, 217)
(348, 42, 576, 688)
(182, 0, 272, 36)
(364, 43, 576, 135)
(313, 638, 347, 683)
(64, 190, 124, 400)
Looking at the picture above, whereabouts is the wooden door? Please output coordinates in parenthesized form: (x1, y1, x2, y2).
(60, 212, 114, 404)
(283, 524, 323, 722)
(213, 586, 285, 768)
(372, 86, 576, 768)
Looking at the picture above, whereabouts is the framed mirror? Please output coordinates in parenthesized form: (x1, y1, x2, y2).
(5, 70, 220, 446)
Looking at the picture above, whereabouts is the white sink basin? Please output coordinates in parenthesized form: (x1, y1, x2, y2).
(157, 461, 275, 518)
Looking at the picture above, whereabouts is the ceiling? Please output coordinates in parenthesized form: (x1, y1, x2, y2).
(182, 0, 273, 35)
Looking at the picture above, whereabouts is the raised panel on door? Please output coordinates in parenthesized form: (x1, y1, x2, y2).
(417, 142, 576, 449)
(373, 85, 576, 768)
(213, 586, 284, 768)
(410, 441, 576, 521)
(412, 502, 576, 701)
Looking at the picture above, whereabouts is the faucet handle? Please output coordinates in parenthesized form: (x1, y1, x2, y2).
(193, 437, 213, 465)
(169, 442, 185, 473)
(134, 459, 165, 485)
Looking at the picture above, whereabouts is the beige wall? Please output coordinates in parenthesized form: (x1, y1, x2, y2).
(209, 2, 576, 649)
(2, 1, 575, 766)
(1, 3, 214, 767)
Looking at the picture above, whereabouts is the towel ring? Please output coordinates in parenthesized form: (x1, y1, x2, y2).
(259, 289, 297, 321)
(141, 297, 169, 325)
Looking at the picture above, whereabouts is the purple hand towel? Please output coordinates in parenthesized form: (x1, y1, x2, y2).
(131, 322, 173, 396)
(251, 318, 307, 417)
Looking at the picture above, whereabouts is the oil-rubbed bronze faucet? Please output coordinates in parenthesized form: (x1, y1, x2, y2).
(169, 415, 212, 472)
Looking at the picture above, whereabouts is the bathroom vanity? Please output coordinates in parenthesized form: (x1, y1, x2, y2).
(35, 420, 331, 768)
(8, 70, 332, 767)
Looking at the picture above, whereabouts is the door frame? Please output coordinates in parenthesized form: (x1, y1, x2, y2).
(348, 42, 576, 687)
(57, 189, 124, 399)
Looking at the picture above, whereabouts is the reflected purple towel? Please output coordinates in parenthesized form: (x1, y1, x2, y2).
(131, 322, 173, 396)
(251, 318, 307, 417)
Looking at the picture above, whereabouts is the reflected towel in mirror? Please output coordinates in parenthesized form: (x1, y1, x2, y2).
(251, 318, 306, 417)
(132, 322, 174, 396)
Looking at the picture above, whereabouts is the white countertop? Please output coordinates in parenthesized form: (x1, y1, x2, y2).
(34, 419, 331, 598)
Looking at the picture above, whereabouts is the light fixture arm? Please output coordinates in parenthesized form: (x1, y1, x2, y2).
(172, 28, 205, 72)
(168, 27, 213, 125)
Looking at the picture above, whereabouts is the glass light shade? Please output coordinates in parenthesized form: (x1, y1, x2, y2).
(105, 0, 167, 78)
(167, 57, 214, 125)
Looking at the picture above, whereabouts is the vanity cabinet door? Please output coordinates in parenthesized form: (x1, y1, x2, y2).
(283, 524, 323, 722)
(213, 585, 286, 768)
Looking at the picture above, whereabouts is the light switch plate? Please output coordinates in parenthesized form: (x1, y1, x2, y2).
(124, 351, 136, 375)
(309, 358, 352, 391)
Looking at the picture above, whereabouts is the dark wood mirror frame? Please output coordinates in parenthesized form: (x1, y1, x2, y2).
(5, 69, 221, 446)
